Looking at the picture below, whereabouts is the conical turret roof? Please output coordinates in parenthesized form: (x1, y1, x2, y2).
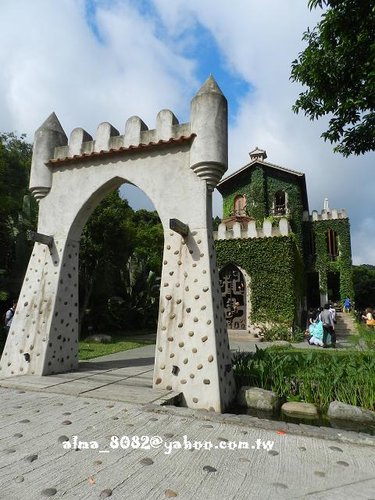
(195, 75, 224, 96)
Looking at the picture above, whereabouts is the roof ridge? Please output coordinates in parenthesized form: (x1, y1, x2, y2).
(217, 158, 304, 187)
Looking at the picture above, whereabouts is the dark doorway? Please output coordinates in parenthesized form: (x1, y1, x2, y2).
(219, 264, 247, 330)
(306, 272, 320, 308)
(327, 272, 340, 303)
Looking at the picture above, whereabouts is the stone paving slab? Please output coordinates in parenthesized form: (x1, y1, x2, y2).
(0, 345, 163, 406)
(81, 385, 174, 405)
(1, 388, 375, 499)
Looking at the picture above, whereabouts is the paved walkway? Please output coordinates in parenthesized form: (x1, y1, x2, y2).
(1, 333, 375, 499)
(0, 344, 178, 406)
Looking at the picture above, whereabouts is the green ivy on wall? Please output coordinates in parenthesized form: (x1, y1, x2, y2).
(218, 161, 353, 321)
(221, 166, 305, 252)
(266, 177, 304, 253)
(215, 236, 303, 326)
(307, 219, 354, 301)
(222, 167, 266, 220)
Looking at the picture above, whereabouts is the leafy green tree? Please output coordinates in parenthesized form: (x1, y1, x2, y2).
(79, 191, 137, 333)
(108, 254, 161, 329)
(132, 209, 164, 273)
(0, 133, 34, 301)
(79, 197, 165, 334)
(352, 264, 375, 310)
(291, 0, 375, 156)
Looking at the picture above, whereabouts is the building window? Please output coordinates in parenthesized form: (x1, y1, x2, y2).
(326, 229, 339, 260)
(272, 190, 287, 215)
(233, 195, 246, 216)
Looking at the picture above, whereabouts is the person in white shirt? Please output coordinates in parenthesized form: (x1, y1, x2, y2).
(329, 304, 336, 326)
(4, 300, 17, 335)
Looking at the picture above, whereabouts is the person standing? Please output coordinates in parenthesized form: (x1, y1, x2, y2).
(4, 300, 17, 335)
(320, 303, 336, 348)
(329, 304, 337, 324)
(343, 297, 351, 313)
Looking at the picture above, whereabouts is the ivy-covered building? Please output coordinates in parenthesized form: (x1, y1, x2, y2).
(214, 148, 353, 332)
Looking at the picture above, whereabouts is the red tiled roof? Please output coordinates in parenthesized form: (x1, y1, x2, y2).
(47, 134, 196, 166)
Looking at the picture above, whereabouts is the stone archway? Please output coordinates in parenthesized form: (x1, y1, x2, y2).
(0, 76, 236, 412)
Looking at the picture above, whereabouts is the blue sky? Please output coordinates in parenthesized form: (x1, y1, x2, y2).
(84, 0, 252, 123)
(0, 0, 374, 264)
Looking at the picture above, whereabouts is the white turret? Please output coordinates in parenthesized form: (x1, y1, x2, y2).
(190, 75, 228, 191)
(29, 113, 67, 201)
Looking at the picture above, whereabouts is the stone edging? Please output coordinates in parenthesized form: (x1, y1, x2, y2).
(142, 402, 375, 448)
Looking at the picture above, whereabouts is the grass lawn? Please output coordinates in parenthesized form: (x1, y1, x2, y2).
(79, 330, 155, 360)
(0, 329, 155, 361)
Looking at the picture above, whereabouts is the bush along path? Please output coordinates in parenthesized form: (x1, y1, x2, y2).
(232, 346, 375, 413)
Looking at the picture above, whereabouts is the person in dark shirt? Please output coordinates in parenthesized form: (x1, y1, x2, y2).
(320, 303, 336, 348)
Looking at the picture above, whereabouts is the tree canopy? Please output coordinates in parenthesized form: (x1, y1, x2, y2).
(291, 0, 375, 156)
(0, 133, 34, 300)
(79, 193, 164, 333)
(352, 264, 375, 310)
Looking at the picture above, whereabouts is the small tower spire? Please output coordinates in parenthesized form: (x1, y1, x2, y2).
(249, 147, 267, 162)
(195, 75, 224, 96)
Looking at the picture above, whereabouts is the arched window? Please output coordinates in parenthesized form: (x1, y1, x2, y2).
(273, 190, 287, 215)
(233, 195, 246, 216)
(326, 229, 339, 260)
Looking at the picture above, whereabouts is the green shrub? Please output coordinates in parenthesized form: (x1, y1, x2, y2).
(232, 346, 375, 412)
(259, 324, 305, 342)
(349, 320, 375, 350)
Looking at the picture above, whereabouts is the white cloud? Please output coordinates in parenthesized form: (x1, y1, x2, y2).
(0, 0, 196, 139)
(352, 218, 375, 265)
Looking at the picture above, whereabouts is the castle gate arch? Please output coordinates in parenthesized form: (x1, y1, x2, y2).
(0, 77, 236, 412)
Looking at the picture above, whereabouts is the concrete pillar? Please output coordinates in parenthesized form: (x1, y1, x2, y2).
(263, 220, 272, 237)
(156, 110, 179, 141)
(319, 271, 328, 307)
(124, 116, 148, 147)
(69, 128, 93, 156)
(233, 222, 241, 238)
(94, 122, 119, 152)
(247, 220, 258, 238)
(279, 218, 289, 236)
(218, 223, 227, 240)
(0, 236, 79, 377)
